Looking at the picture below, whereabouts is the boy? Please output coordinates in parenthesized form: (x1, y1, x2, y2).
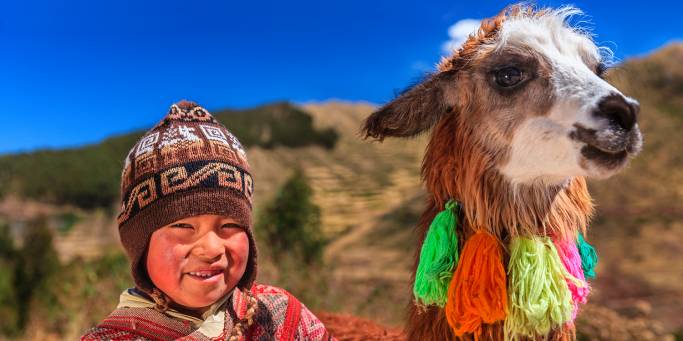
(81, 101, 333, 340)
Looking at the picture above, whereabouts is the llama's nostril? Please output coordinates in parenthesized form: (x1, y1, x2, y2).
(594, 94, 637, 131)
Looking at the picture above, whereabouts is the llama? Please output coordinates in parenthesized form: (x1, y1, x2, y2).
(362, 5, 642, 341)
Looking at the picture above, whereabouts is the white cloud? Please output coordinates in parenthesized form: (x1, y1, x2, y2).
(441, 19, 481, 54)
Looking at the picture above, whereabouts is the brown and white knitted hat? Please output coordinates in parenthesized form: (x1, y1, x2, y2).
(117, 100, 257, 296)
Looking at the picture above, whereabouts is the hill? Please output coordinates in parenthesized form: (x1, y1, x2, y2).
(0, 102, 338, 209)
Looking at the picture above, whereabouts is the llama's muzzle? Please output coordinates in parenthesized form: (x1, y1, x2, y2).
(567, 95, 642, 171)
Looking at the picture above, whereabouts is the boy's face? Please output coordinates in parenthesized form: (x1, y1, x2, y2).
(146, 214, 249, 309)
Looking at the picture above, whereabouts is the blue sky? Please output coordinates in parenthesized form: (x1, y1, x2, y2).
(2, 0, 681, 154)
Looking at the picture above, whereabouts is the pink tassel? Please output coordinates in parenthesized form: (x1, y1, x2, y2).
(553, 237, 589, 320)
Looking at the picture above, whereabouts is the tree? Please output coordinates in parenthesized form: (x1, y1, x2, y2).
(0, 223, 19, 335)
(256, 169, 325, 264)
(14, 217, 60, 330)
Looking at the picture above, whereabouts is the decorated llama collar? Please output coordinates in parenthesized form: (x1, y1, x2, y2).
(414, 200, 598, 339)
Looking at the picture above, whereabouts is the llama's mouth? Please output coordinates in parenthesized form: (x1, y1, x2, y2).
(580, 144, 629, 169)
(570, 123, 643, 173)
(571, 124, 643, 162)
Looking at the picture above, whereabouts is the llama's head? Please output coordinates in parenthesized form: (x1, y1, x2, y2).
(363, 5, 642, 186)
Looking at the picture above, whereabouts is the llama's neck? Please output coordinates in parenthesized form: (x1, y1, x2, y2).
(422, 117, 594, 240)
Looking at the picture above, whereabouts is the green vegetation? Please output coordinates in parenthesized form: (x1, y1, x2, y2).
(0, 223, 19, 335)
(14, 217, 60, 332)
(0, 102, 338, 209)
(0, 218, 130, 338)
(254, 169, 332, 310)
(256, 168, 326, 264)
(31, 250, 130, 338)
(214, 102, 339, 150)
(0, 133, 139, 209)
(57, 212, 81, 234)
(0, 218, 60, 335)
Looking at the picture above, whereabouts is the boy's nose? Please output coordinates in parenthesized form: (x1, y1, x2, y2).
(193, 232, 225, 260)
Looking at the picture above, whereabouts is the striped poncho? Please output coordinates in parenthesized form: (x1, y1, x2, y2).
(81, 283, 334, 341)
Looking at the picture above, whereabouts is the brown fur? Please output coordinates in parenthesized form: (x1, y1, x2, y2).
(362, 5, 595, 340)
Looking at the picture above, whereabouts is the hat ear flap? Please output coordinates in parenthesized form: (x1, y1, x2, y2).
(362, 72, 453, 140)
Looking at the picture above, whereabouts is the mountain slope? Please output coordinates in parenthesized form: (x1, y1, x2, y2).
(0, 102, 337, 209)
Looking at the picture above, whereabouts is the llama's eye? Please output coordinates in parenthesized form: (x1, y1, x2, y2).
(494, 67, 524, 87)
(596, 62, 608, 78)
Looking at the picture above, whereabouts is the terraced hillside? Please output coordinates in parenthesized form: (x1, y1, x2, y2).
(248, 102, 427, 325)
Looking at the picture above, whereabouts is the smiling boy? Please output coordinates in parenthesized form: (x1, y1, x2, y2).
(81, 101, 333, 340)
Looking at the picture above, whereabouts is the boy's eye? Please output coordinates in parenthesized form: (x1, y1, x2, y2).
(170, 223, 193, 229)
(221, 223, 244, 230)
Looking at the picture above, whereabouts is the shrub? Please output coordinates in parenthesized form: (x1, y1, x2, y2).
(13, 217, 60, 330)
(256, 169, 326, 264)
(0, 223, 19, 335)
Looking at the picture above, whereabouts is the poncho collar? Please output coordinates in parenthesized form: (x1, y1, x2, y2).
(116, 287, 245, 338)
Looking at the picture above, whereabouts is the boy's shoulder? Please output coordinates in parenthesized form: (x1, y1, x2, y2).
(247, 283, 333, 341)
(248, 283, 300, 317)
(80, 304, 195, 341)
(249, 283, 318, 319)
(81, 325, 145, 341)
(250, 283, 293, 298)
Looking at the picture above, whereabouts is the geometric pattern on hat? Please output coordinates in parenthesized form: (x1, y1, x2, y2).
(117, 160, 253, 226)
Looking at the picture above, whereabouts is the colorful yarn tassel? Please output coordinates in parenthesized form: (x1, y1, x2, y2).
(554, 238, 589, 320)
(505, 236, 577, 338)
(445, 231, 507, 338)
(413, 200, 459, 307)
(577, 233, 598, 279)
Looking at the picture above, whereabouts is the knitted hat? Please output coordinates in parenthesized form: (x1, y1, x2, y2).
(117, 100, 257, 296)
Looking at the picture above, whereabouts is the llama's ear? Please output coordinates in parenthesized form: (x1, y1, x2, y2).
(362, 72, 453, 140)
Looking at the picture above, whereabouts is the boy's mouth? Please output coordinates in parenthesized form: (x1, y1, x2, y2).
(185, 268, 224, 282)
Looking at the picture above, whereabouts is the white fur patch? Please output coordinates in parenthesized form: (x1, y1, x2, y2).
(494, 7, 636, 183)
(500, 103, 586, 185)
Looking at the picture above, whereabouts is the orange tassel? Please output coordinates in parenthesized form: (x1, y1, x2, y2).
(445, 231, 507, 338)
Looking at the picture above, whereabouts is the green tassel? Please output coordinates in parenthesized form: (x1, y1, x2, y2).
(577, 234, 598, 279)
(413, 200, 459, 307)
